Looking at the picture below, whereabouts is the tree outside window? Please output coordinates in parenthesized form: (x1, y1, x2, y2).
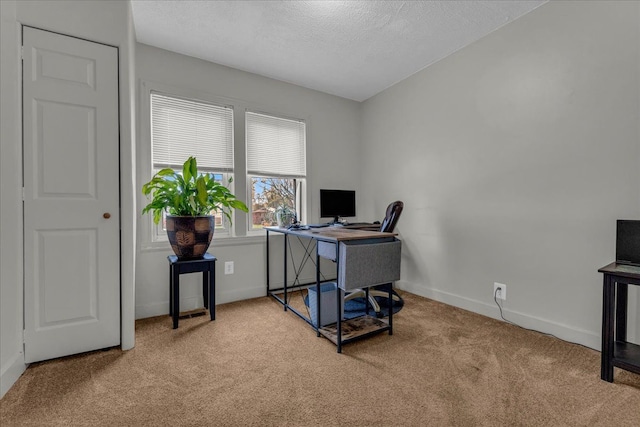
(250, 177, 296, 228)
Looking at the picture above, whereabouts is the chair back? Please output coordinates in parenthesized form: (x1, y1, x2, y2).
(379, 201, 403, 233)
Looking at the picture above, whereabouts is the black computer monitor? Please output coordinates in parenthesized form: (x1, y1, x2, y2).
(320, 189, 356, 224)
(616, 220, 640, 266)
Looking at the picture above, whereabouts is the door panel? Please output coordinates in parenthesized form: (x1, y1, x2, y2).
(36, 48, 97, 88)
(37, 229, 97, 324)
(36, 100, 97, 197)
(23, 27, 120, 363)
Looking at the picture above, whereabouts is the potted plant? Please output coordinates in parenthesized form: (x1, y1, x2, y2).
(142, 156, 248, 259)
(275, 205, 296, 228)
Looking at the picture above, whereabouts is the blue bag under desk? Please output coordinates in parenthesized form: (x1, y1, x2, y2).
(307, 282, 344, 327)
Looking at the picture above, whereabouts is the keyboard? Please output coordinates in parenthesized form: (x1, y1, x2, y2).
(307, 223, 330, 228)
(287, 224, 309, 230)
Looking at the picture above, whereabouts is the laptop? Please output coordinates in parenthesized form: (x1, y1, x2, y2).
(616, 220, 640, 266)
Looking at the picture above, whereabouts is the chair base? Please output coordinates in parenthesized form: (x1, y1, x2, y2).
(344, 288, 401, 316)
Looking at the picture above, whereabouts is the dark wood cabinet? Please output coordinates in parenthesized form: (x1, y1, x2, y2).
(598, 262, 640, 382)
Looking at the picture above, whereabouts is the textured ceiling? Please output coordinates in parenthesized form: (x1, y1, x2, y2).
(131, 0, 547, 101)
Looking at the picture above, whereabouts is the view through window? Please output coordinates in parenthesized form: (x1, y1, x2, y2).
(250, 177, 297, 228)
(246, 111, 306, 230)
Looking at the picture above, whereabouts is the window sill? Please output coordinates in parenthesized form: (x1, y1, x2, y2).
(139, 234, 266, 253)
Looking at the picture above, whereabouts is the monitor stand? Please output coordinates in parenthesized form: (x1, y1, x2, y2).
(330, 217, 344, 226)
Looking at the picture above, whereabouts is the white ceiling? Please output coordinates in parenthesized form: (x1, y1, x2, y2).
(131, 0, 547, 102)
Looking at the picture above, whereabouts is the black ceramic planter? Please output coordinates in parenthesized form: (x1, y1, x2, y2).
(166, 215, 214, 259)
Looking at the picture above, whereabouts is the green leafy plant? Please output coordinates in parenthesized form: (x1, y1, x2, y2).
(275, 204, 295, 217)
(142, 156, 248, 224)
(275, 205, 296, 227)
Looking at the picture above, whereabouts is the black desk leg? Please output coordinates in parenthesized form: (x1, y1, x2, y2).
(615, 282, 628, 342)
(316, 251, 321, 337)
(266, 229, 270, 296)
(283, 234, 288, 311)
(209, 263, 216, 321)
(172, 266, 180, 329)
(388, 285, 393, 335)
(337, 287, 343, 354)
(601, 274, 615, 382)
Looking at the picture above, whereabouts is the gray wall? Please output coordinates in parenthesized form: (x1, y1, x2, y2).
(361, 0, 640, 348)
(135, 44, 362, 318)
(2, 0, 638, 399)
(0, 0, 137, 397)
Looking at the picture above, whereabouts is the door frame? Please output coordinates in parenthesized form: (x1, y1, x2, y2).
(1, 4, 136, 397)
(21, 25, 122, 362)
(18, 24, 136, 353)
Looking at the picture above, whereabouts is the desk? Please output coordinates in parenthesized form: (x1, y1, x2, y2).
(167, 254, 217, 329)
(598, 262, 640, 382)
(265, 226, 400, 352)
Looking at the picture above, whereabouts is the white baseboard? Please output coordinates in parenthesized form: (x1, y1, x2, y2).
(395, 280, 601, 351)
(135, 285, 267, 320)
(1, 352, 27, 399)
(134, 279, 603, 351)
(218, 285, 267, 305)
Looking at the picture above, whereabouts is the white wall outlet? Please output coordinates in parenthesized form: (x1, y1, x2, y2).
(224, 261, 234, 275)
(494, 282, 507, 300)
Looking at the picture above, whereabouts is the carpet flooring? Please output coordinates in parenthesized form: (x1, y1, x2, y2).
(1, 292, 639, 426)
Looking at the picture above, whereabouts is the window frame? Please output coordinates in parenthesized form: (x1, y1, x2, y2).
(139, 79, 310, 249)
(140, 81, 243, 248)
(245, 110, 308, 234)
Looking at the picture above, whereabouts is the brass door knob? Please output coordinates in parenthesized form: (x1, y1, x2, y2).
(103, 213, 111, 219)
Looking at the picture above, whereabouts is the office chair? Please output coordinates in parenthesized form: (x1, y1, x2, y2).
(344, 201, 403, 316)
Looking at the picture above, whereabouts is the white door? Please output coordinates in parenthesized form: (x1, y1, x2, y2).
(22, 27, 120, 363)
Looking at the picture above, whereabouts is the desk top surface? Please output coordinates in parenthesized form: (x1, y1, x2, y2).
(598, 262, 640, 280)
(264, 226, 397, 242)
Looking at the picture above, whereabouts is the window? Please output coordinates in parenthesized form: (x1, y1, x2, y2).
(246, 111, 306, 229)
(150, 92, 234, 239)
(142, 82, 309, 244)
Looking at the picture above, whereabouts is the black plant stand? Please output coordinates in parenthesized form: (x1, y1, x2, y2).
(167, 254, 217, 329)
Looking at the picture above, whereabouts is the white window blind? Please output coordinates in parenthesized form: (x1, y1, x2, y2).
(246, 111, 306, 178)
(151, 92, 234, 171)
